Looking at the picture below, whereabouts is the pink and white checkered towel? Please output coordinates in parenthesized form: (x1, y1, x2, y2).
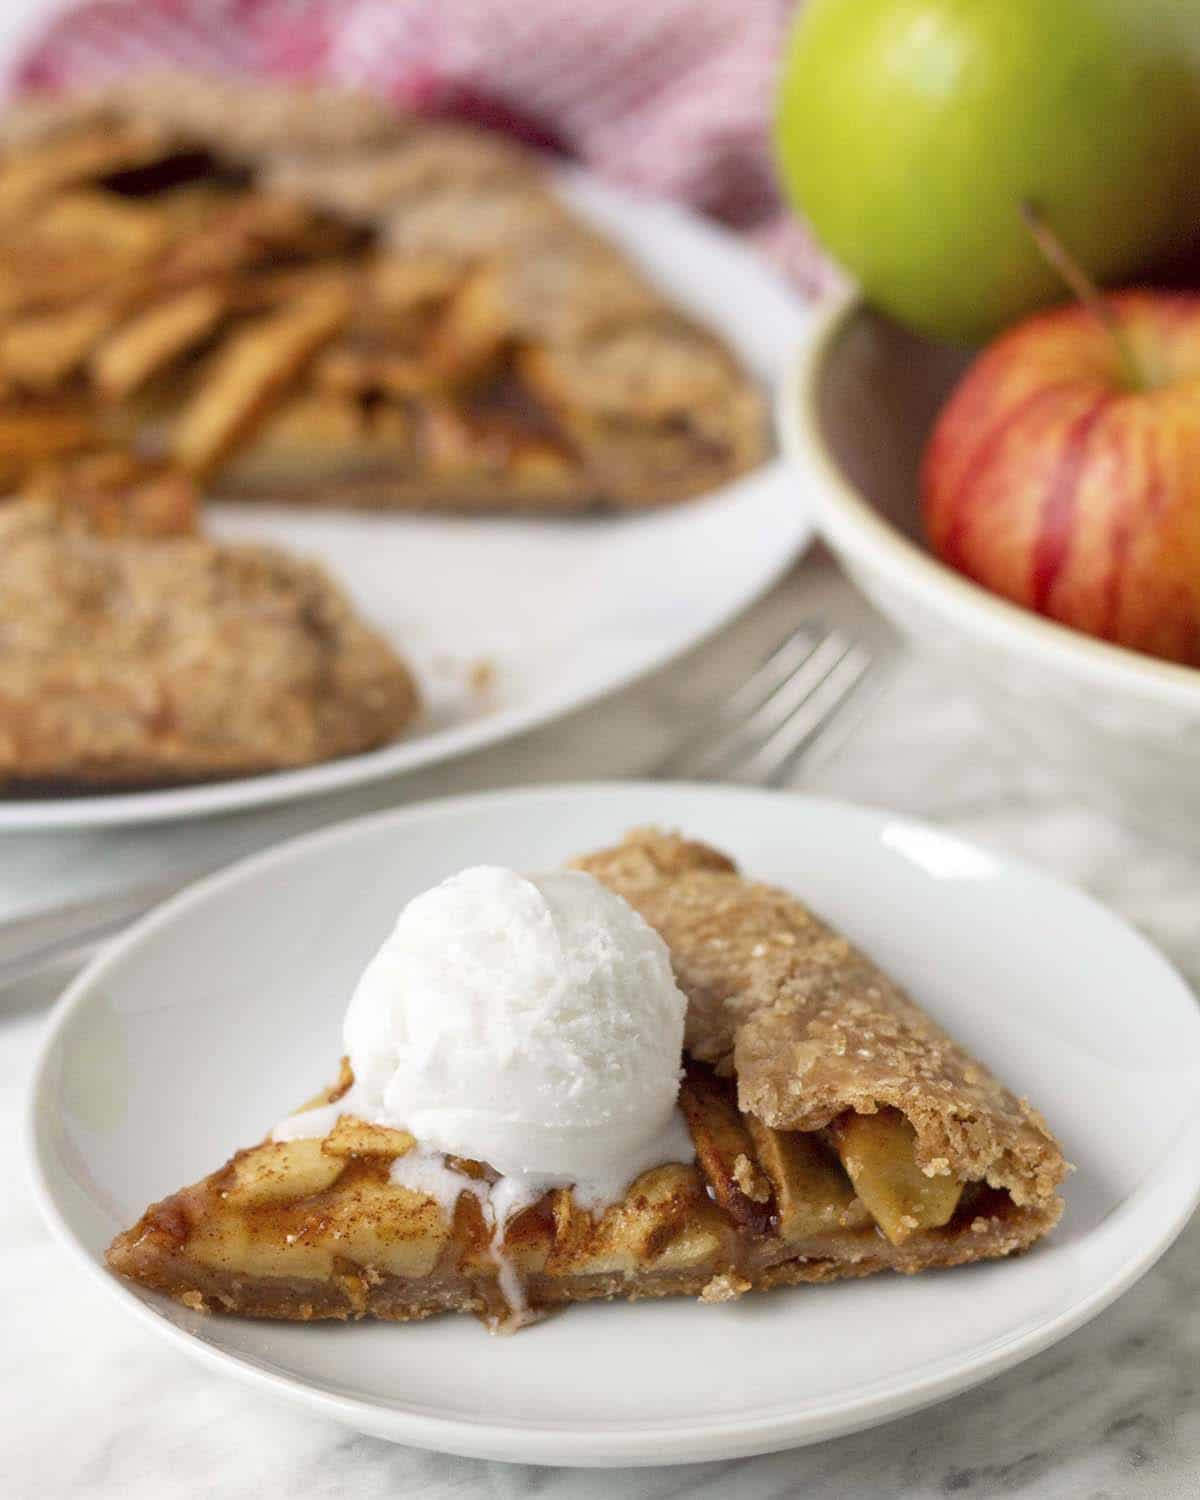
(14, 0, 837, 297)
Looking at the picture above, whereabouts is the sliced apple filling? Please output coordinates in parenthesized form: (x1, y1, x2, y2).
(107, 1055, 1045, 1328)
(677, 1068, 972, 1260)
(827, 1109, 963, 1246)
(0, 83, 766, 520)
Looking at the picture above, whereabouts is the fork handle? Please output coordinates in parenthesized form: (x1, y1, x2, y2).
(0, 868, 208, 991)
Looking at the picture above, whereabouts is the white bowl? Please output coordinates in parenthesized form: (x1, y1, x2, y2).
(778, 295, 1200, 846)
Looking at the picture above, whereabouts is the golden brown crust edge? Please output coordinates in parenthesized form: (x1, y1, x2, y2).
(107, 1211, 1055, 1325)
(574, 830, 1069, 1212)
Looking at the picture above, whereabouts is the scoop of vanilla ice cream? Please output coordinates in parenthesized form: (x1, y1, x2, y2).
(343, 865, 690, 1191)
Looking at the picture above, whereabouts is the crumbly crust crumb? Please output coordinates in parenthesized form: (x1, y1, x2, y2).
(700, 1272, 751, 1304)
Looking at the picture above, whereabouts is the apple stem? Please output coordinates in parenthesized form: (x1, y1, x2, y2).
(1020, 200, 1147, 390)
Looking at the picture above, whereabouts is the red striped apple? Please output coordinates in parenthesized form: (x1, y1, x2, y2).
(922, 290, 1200, 666)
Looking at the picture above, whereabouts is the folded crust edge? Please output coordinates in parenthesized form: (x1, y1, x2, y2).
(575, 829, 1070, 1213)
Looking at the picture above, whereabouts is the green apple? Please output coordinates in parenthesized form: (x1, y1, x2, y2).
(775, 0, 1200, 343)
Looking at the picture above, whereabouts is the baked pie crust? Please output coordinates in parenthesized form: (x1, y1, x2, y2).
(0, 75, 765, 515)
(107, 831, 1068, 1330)
(0, 499, 419, 789)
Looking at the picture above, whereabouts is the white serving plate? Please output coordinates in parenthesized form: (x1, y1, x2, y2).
(0, 175, 813, 831)
(28, 783, 1200, 1467)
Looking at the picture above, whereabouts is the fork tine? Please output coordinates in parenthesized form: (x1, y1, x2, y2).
(713, 624, 825, 721)
(729, 643, 873, 788)
(669, 629, 853, 781)
(654, 631, 809, 777)
(654, 626, 827, 780)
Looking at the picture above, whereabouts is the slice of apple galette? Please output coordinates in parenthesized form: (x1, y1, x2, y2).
(0, 497, 419, 790)
(107, 831, 1067, 1331)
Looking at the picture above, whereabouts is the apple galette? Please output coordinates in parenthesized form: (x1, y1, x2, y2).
(0, 75, 764, 514)
(107, 831, 1067, 1330)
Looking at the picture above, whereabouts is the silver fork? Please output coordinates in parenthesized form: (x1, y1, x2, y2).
(0, 624, 872, 990)
(654, 623, 873, 786)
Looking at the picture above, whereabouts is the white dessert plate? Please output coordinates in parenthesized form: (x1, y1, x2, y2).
(0, 174, 813, 832)
(28, 783, 1200, 1467)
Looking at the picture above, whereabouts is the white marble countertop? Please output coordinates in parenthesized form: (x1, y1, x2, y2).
(6, 547, 1200, 1499)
